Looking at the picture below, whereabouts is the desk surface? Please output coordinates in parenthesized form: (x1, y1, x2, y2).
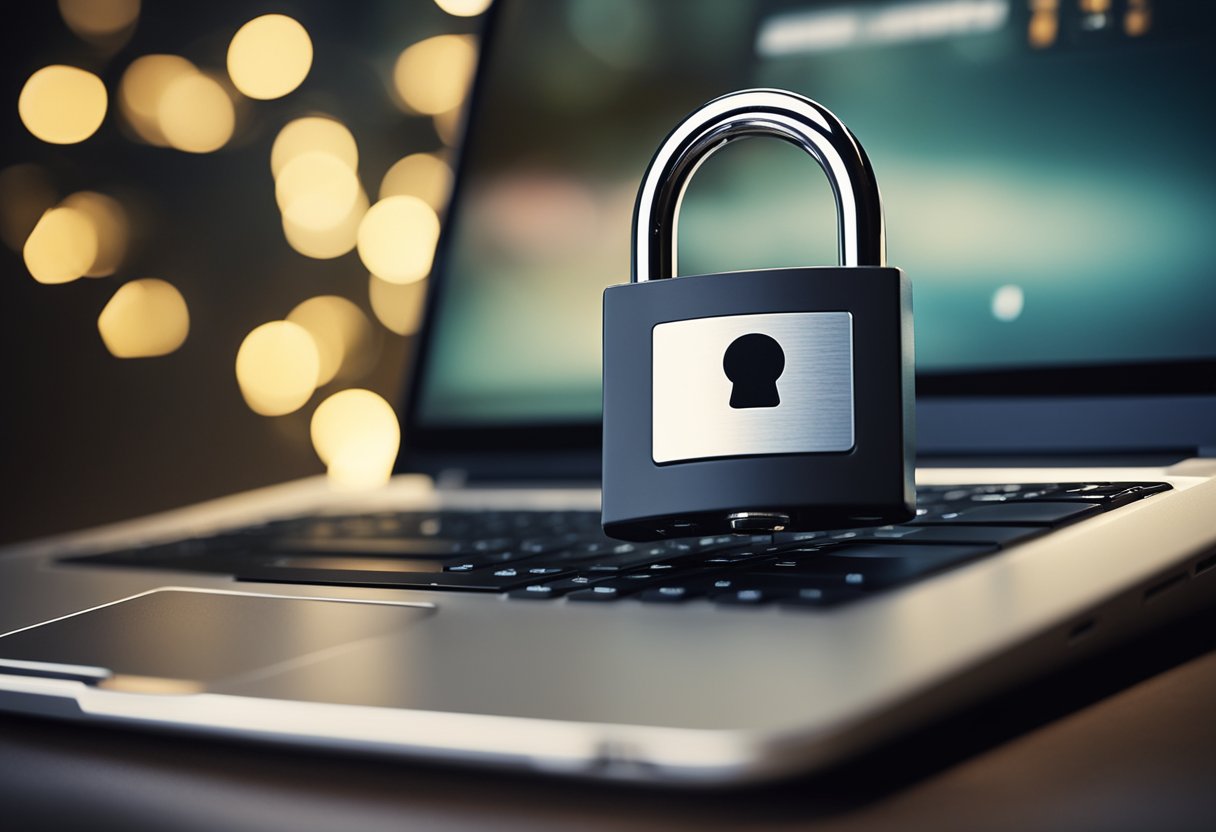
(2, 616, 1214, 832)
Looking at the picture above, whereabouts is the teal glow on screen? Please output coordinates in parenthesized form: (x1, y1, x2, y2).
(420, 0, 1216, 425)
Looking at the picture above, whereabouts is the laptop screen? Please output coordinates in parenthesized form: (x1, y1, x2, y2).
(412, 0, 1216, 431)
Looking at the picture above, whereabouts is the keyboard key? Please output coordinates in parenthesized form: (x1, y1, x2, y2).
(911, 502, 1098, 526)
(513, 573, 616, 597)
(267, 537, 474, 558)
(778, 587, 867, 608)
(638, 585, 696, 603)
(235, 565, 535, 592)
(518, 534, 583, 554)
(772, 530, 832, 545)
(1031, 482, 1171, 505)
(566, 582, 646, 602)
(636, 574, 742, 603)
(524, 546, 677, 573)
(508, 584, 564, 600)
(750, 542, 997, 588)
(443, 553, 521, 572)
(860, 524, 1044, 546)
(712, 588, 777, 606)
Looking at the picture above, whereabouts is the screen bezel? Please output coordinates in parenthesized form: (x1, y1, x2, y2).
(398, 0, 1216, 476)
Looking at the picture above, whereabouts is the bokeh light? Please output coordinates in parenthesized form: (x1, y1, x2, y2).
(58, 0, 140, 43)
(270, 115, 366, 258)
(0, 164, 58, 251)
(357, 196, 440, 284)
(1028, 1, 1059, 49)
(434, 0, 493, 17)
(97, 278, 190, 358)
(286, 296, 374, 386)
(18, 65, 108, 145)
(991, 284, 1025, 322)
(157, 71, 235, 153)
(227, 14, 313, 100)
(23, 206, 98, 284)
(282, 188, 368, 259)
(310, 389, 401, 488)
(392, 35, 478, 115)
(118, 54, 197, 146)
(369, 274, 428, 336)
(432, 106, 464, 146)
(235, 321, 321, 416)
(379, 152, 452, 211)
(270, 116, 357, 177)
(61, 191, 129, 277)
(276, 151, 360, 230)
(1125, 0, 1152, 36)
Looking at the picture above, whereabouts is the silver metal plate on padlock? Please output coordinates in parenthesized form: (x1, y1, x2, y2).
(652, 311, 854, 464)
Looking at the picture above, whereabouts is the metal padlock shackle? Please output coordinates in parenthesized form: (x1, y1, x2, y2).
(631, 89, 886, 283)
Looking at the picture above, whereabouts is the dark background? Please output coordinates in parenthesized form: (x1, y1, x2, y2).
(0, 1, 475, 544)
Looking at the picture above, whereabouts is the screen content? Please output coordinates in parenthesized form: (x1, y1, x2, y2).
(420, 0, 1216, 425)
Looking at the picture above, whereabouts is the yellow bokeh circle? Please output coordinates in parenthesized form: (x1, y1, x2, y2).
(157, 72, 235, 153)
(227, 14, 313, 100)
(18, 66, 108, 145)
(23, 207, 98, 284)
(98, 278, 190, 358)
(235, 321, 321, 416)
(310, 389, 400, 488)
(392, 35, 477, 115)
(356, 196, 440, 284)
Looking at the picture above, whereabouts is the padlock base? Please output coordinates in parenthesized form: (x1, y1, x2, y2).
(727, 512, 790, 533)
(604, 503, 914, 542)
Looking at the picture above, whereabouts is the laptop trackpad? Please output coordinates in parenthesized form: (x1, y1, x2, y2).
(0, 589, 433, 693)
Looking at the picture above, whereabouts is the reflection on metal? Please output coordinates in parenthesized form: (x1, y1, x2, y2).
(632, 88, 885, 283)
(652, 312, 854, 463)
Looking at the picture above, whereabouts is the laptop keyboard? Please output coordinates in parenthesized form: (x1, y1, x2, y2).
(64, 482, 1171, 609)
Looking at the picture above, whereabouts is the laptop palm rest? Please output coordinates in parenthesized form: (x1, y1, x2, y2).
(0, 589, 434, 694)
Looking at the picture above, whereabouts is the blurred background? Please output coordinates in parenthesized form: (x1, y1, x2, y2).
(1, 0, 488, 543)
(3, 0, 1214, 544)
(423, 0, 1215, 427)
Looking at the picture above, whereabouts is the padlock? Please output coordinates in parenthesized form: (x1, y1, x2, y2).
(601, 89, 914, 541)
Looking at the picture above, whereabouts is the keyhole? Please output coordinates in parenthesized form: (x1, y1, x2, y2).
(723, 333, 785, 409)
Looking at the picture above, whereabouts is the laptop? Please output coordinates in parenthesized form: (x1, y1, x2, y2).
(1, 0, 1214, 785)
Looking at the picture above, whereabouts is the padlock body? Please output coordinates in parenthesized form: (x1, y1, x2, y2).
(602, 266, 914, 541)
